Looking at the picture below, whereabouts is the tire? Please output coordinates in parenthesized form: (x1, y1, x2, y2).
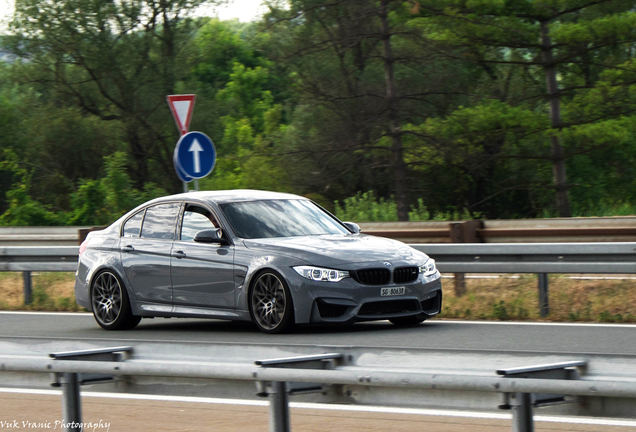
(91, 270, 141, 330)
(249, 270, 295, 334)
(389, 314, 426, 326)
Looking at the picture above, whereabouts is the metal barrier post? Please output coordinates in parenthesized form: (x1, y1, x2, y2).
(269, 381, 290, 432)
(255, 353, 346, 432)
(510, 392, 533, 432)
(51, 347, 133, 432)
(538, 273, 549, 317)
(23, 271, 32, 305)
(61, 372, 82, 431)
(498, 360, 586, 432)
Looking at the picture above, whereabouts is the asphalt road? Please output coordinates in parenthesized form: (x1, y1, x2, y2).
(1, 312, 635, 355)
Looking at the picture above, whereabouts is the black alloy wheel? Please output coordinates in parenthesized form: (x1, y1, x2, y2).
(91, 270, 141, 330)
(249, 271, 295, 334)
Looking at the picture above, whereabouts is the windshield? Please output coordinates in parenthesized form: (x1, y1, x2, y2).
(220, 199, 350, 239)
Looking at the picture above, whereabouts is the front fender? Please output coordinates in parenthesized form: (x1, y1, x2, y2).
(234, 247, 310, 321)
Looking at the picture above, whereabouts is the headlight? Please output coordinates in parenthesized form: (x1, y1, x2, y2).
(293, 266, 350, 282)
(419, 259, 437, 277)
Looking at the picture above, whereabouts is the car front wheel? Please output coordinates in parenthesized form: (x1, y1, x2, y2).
(249, 271, 294, 334)
(91, 270, 141, 330)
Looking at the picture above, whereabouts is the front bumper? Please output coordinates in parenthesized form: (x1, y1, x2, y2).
(284, 267, 443, 324)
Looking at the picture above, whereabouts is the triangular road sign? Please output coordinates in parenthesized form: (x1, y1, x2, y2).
(167, 94, 196, 136)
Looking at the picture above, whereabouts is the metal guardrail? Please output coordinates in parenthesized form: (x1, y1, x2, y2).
(0, 246, 79, 305)
(412, 243, 636, 274)
(0, 347, 634, 432)
(0, 227, 95, 247)
(360, 217, 636, 243)
(1, 243, 635, 315)
(0, 246, 79, 272)
(4, 243, 633, 274)
(2, 217, 636, 247)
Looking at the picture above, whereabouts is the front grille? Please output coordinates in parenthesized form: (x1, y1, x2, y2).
(352, 268, 390, 285)
(393, 267, 419, 284)
(358, 299, 420, 316)
(316, 300, 350, 318)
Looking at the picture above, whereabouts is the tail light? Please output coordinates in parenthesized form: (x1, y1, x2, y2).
(79, 240, 88, 256)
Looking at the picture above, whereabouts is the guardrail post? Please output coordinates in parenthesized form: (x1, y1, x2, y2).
(269, 381, 290, 432)
(50, 347, 133, 431)
(538, 273, 549, 317)
(61, 372, 82, 431)
(23, 271, 32, 305)
(449, 220, 483, 296)
(450, 224, 466, 296)
(255, 353, 346, 432)
(498, 360, 586, 432)
(510, 392, 533, 432)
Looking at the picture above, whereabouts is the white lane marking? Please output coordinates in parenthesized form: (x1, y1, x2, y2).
(433, 320, 636, 328)
(1, 310, 636, 328)
(0, 388, 635, 427)
(0, 311, 91, 316)
(442, 275, 636, 280)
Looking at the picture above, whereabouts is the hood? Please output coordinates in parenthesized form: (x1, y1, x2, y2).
(242, 234, 429, 268)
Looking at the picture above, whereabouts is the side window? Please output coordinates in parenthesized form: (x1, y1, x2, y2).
(122, 210, 144, 237)
(181, 205, 219, 242)
(140, 203, 180, 240)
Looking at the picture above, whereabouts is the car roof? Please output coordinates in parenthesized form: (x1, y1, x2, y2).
(148, 189, 305, 205)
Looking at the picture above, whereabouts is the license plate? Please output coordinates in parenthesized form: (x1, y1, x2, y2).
(381, 286, 405, 296)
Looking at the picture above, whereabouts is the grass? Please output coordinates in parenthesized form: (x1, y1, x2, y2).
(1, 272, 636, 323)
(439, 274, 636, 323)
(0, 272, 84, 312)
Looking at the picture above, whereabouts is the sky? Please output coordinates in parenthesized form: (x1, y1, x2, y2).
(0, 0, 267, 32)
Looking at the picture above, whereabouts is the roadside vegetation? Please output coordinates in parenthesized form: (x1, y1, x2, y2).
(1, 272, 634, 323)
(1, 0, 636, 225)
(440, 275, 636, 323)
(0, 272, 83, 312)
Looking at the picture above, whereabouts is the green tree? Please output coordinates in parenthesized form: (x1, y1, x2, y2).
(265, 0, 474, 219)
(417, 0, 636, 216)
(8, 0, 215, 192)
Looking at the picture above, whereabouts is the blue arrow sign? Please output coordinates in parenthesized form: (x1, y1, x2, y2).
(174, 131, 216, 180)
(173, 149, 194, 183)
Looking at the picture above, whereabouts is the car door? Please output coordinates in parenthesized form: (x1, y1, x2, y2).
(170, 203, 235, 309)
(120, 202, 180, 305)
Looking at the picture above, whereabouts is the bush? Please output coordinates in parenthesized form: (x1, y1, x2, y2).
(334, 191, 479, 222)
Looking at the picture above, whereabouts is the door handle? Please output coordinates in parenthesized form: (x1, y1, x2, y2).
(172, 250, 186, 259)
(121, 245, 135, 253)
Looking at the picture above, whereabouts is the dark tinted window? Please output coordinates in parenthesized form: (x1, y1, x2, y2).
(122, 210, 144, 237)
(220, 199, 349, 239)
(181, 205, 218, 241)
(140, 203, 180, 240)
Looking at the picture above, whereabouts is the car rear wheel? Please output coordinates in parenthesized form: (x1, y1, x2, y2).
(249, 271, 294, 334)
(91, 270, 141, 330)
(389, 314, 426, 326)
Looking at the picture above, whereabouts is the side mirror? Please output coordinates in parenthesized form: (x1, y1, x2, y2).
(343, 222, 361, 234)
(194, 229, 228, 245)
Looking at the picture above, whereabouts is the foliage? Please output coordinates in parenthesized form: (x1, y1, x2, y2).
(1, 0, 636, 225)
(334, 191, 478, 222)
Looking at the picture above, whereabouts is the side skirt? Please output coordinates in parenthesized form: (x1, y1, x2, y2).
(133, 303, 251, 321)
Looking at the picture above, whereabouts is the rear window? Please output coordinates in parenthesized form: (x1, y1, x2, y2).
(122, 210, 144, 237)
(140, 203, 180, 240)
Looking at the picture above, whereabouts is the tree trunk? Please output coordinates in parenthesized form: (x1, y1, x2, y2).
(126, 125, 149, 189)
(379, 0, 408, 221)
(540, 20, 571, 217)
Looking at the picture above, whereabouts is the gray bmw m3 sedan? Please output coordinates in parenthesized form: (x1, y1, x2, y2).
(74, 190, 442, 333)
